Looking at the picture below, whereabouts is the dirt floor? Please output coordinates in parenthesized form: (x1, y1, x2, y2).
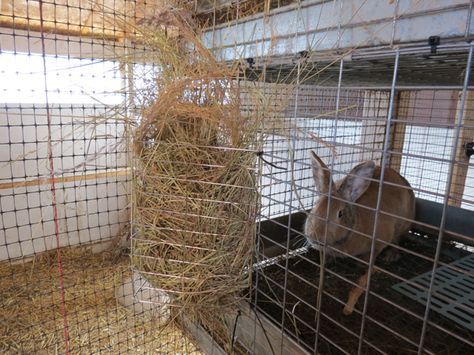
(0, 247, 202, 354)
(253, 233, 474, 354)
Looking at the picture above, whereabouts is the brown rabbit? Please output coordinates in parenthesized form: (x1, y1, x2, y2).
(304, 151, 415, 315)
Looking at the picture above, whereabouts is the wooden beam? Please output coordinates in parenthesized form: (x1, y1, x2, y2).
(0, 169, 130, 190)
(448, 90, 474, 207)
(181, 299, 310, 355)
(180, 315, 227, 355)
(0, 16, 125, 42)
(360, 90, 390, 163)
(389, 91, 409, 172)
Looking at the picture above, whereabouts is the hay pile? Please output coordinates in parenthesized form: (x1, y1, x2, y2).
(130, 10, 262, 315)
(0, 247, 201, 354)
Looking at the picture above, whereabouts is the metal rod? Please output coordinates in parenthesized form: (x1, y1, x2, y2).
(202, 0, 334, 29)
(390, 0, 400, 47)
(252, 22, 264, 355)
(240, 84, 473, 92)
(204, 3, 470, 49)
(251, 246, 309, 271)
(465, 0, 473, 38)
(351, 42, 472, 59)
(416, 42, 474, 355)
(314, 58, 344, 353)
(357, 49, 400, 355)
(279, 26, 302, 351)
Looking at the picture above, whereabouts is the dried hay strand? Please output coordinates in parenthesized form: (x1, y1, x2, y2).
(0, 246, 201, 354)
(130, 8, 262, 316)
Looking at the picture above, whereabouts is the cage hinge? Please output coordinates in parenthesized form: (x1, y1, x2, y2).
(466, 141, 474, 157)
(428, 36, 441, 54)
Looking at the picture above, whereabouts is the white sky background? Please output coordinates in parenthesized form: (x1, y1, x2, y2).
(0, 51, 123, 104)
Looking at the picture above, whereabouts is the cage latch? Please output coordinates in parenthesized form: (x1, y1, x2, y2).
(466, 141, 474, 157)
(428, 36, 441, 54)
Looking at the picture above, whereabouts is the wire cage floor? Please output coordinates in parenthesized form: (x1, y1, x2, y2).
(253, 227, 474, 354)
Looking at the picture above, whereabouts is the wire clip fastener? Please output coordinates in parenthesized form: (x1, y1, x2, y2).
(256, 151, 287, 170)
(428, 36, 441, 54)
(466, 141, 474, 157)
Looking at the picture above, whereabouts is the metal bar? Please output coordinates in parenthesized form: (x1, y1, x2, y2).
(465, 0, 474, 38)
(390, 0, 400, 47)
(204, 3, 471, 52)
(251, 9, 264, 355)
(279, 25, 303, 351)
(262, 85, 474, 91)
(351, 42, 472, 59)
(314, 58, 345, 353)
(357, 49, 400, 355)
(416, 42, 474, 355)
(252, 246, 309, 271)
(203, 0, 334, 30)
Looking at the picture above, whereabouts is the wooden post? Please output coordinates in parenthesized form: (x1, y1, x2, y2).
(181, 315, 227, 355)
(448, 90, 474, 207)
(389, 91, 410, 172)
(0, 169, 130, 190)
(360, 90, 390, 163)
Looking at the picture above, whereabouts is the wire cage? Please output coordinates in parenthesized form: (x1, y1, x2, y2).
(0, 0, 205, 353)
(250, 47, 474, 354)
(1, 1, 474, 355)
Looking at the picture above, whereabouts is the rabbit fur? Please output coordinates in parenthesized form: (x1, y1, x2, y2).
(304, 151, 415, 314)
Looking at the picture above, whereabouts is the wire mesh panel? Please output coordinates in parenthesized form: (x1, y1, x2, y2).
(0, 1, 203, 354)
(1, 1, 474, 355)
(251, 47, 474, 355)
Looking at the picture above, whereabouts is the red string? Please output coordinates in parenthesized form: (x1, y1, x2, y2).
(38, 1, 70, 353)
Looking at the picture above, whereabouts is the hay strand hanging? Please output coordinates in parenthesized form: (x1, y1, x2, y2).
(130, 8, 262, 316)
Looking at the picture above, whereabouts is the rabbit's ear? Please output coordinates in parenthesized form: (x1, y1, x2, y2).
(340, 161, 375, 202)
(310, 151, 334, 194)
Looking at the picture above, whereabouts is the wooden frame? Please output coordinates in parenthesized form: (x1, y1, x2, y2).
(181, 301, 309, 355)
(0, 169, 130, 191)
(448, 90, 474, 207)
(360, 90, 390, 163)
(389, 91, 409, 172)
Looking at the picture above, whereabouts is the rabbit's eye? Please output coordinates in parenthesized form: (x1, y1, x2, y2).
(338, 210, 343, 218)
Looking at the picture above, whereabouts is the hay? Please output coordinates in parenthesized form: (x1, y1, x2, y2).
(124, 9, 267, 353)
(0, 246, 201, 354)
(130, 9, 262, 316)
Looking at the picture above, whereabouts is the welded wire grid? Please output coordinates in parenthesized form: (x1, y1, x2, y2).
(0, 1, 202, 354)
(2, 1, 474, 355)
(252, 47, 474, 354)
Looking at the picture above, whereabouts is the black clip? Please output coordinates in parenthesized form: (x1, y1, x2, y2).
(466, 142, 474, 157)
(293, 50, 310, 64)
(256, 151, 287, 170)
(428, 36, 440, 54)
(298, 50, 310, 59)
(246, 57, 255, 69)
